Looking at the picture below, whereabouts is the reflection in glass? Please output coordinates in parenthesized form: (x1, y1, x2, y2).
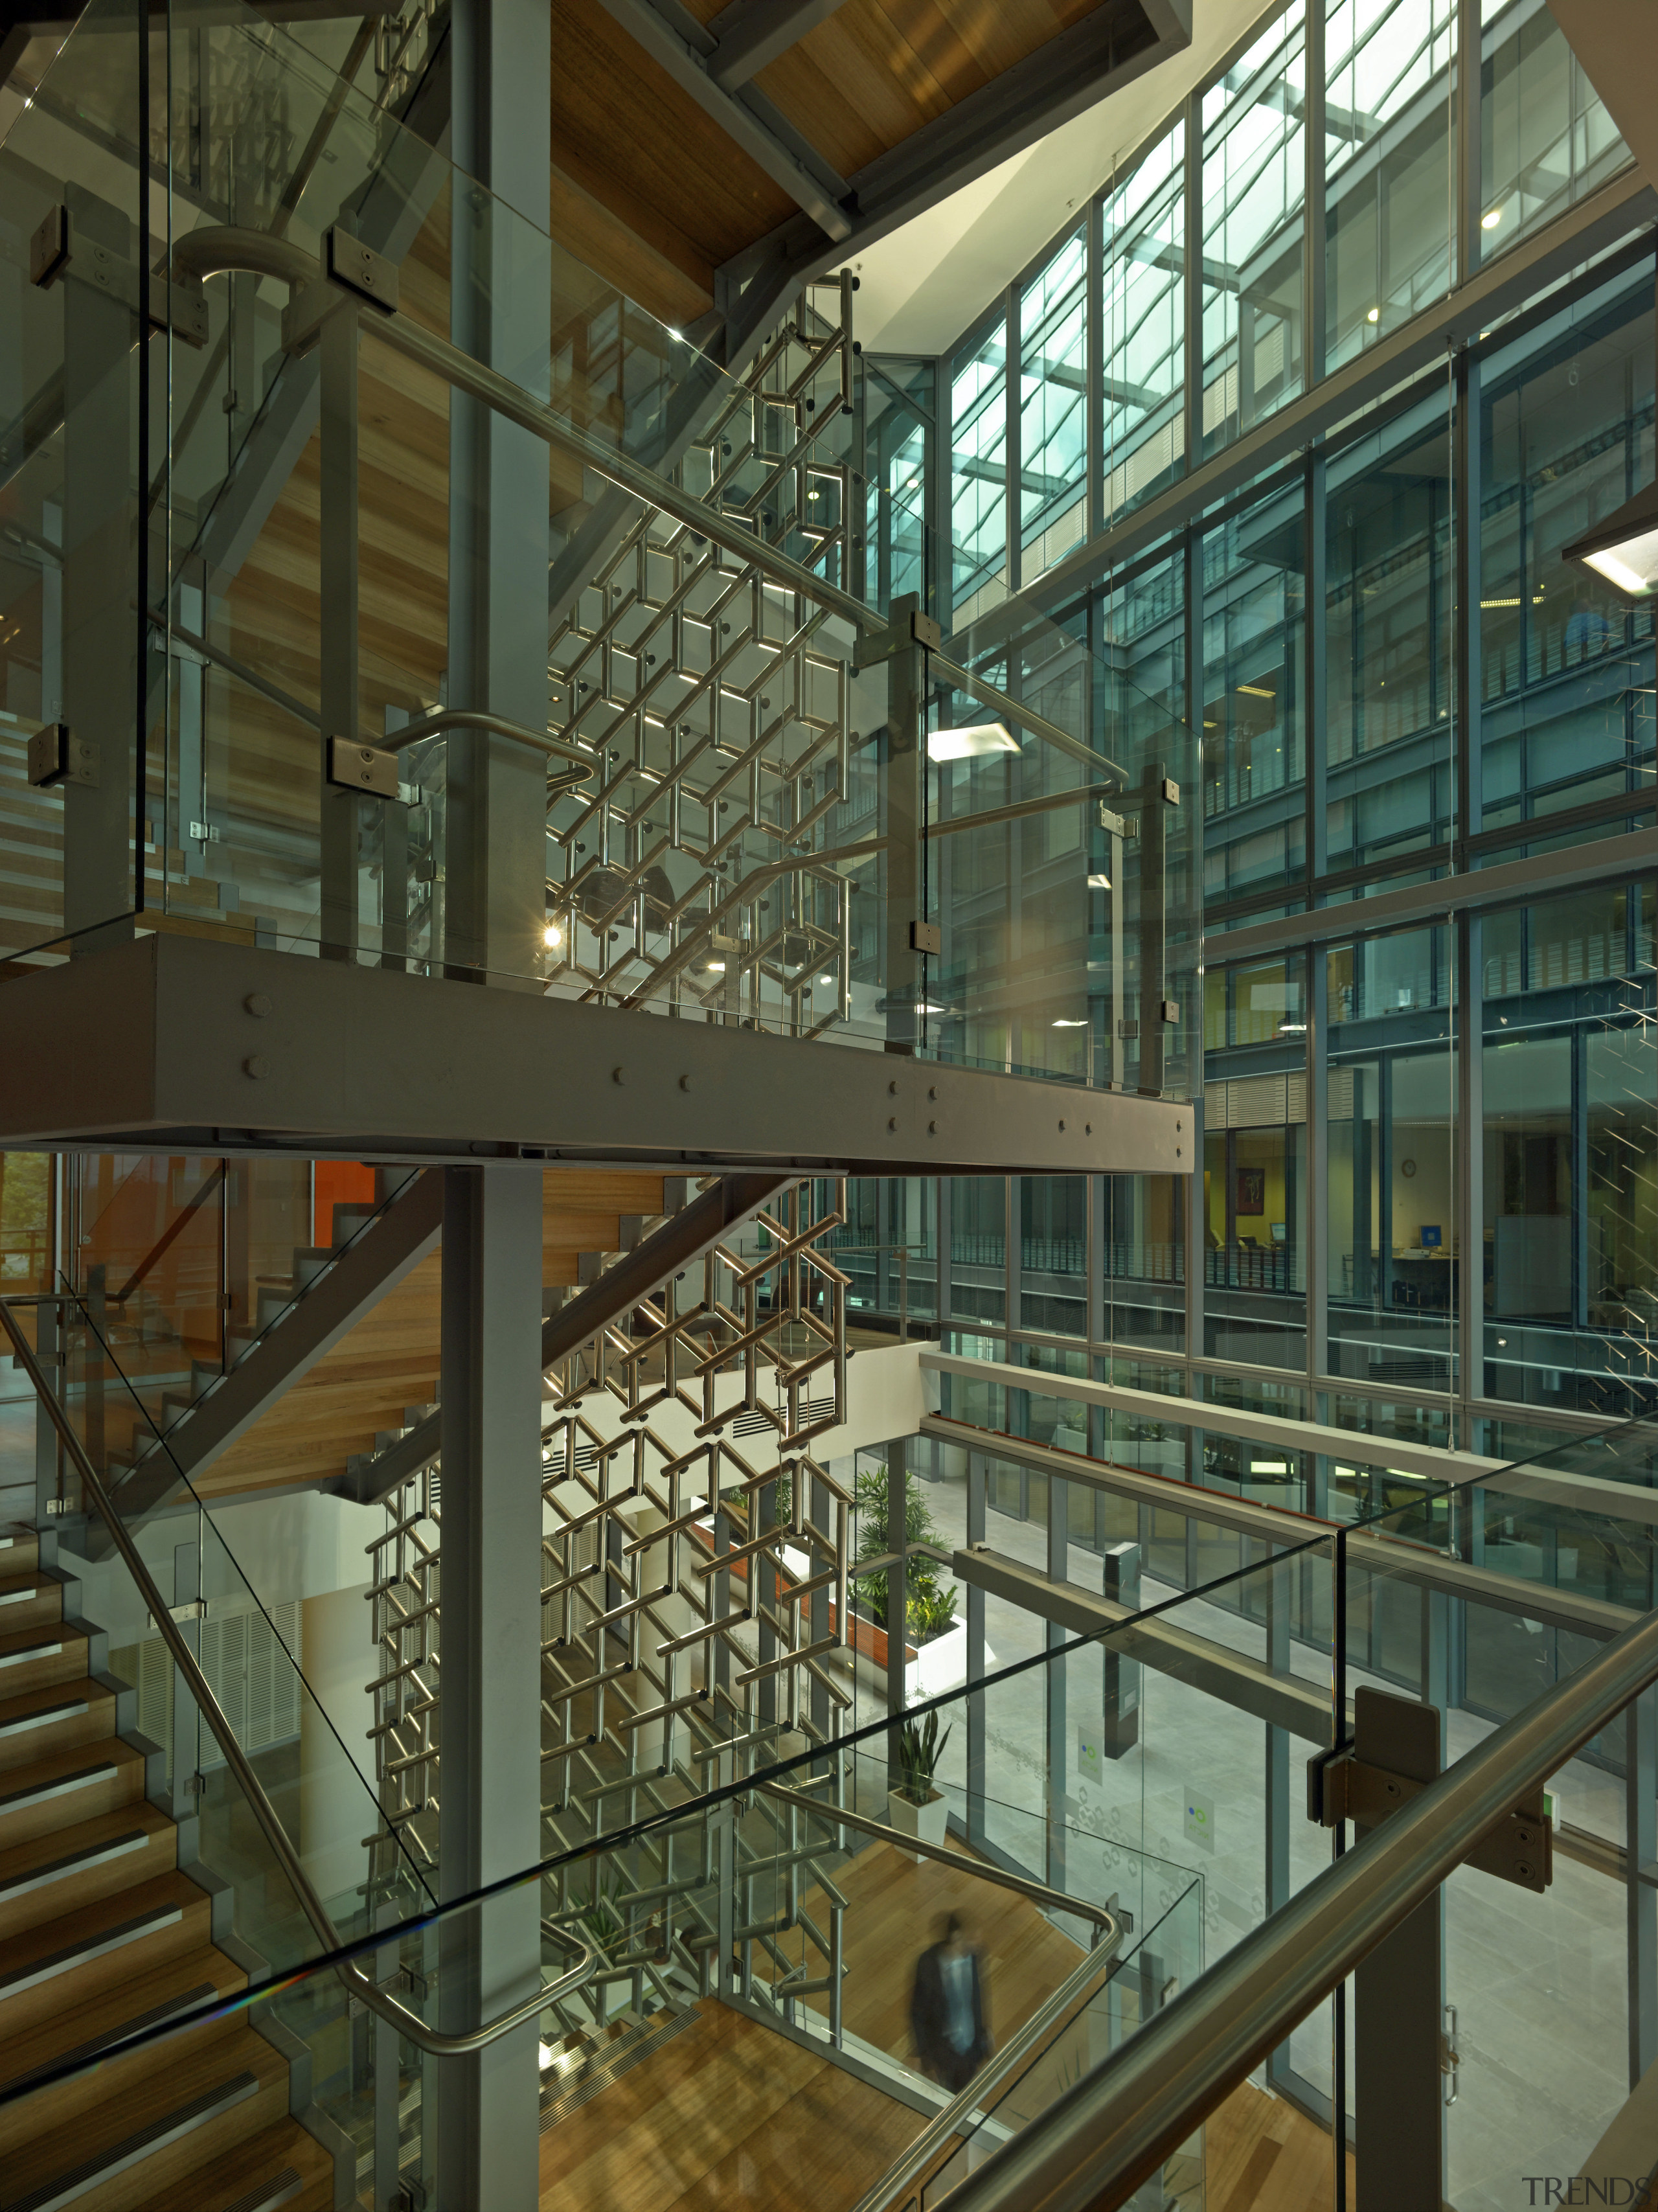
(1200, 5, 1306, 457)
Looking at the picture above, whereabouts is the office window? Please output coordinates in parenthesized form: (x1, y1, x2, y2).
(1103, 1172, 1185, 1355)
(1200, 4, 1306, 457)
(1480, 273, 1655, 830)
(1202, 479, 1308, 902)
(1325, 397, 1452, 874)
(1020, 228, 1087, 584)
(1019, 1176, 1087, 1338)
(1325, 0, 1455, 366)
(951, 1177, 1006, 1327)
(1101, 119, 1185, 527)
(1480, 0, 1628, 260)
(863, 354, 934, 619)
(1203, 954, 1308, 1371)
(1326, 928, 1454, 1393)
(951, 321, 1008, 622)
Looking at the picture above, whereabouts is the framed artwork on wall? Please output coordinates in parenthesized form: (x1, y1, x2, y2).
(1235, 1168, 1265, 1216)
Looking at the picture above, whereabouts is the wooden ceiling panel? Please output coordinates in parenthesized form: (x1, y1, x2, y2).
(755, 0, 1102, 167)
(548, 167, 718, 325)
(548, 0, 797, 273)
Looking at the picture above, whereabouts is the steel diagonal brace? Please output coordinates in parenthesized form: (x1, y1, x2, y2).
(348, 1177, 795, 1503)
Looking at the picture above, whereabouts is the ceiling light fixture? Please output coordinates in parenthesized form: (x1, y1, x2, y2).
(1366, 307, 1380, 325)
(1481, 206, 1503, 231)
(1561, 479, 1658, 602)
(1052, 1017, 1087, 1028)
(927, 720, 1019, 762)
(1087, 871, 1111, 890)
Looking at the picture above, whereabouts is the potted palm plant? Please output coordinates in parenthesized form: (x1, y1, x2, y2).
(887, 1710, 951, 1861)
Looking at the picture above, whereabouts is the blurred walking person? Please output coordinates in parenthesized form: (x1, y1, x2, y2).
(911, 1911, 993, 2092)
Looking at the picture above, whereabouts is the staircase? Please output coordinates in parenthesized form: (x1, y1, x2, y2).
(0, 1525, 344, 2211)
(66, 1166, 674, 1523)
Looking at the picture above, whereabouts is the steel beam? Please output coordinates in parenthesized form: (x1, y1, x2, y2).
(594, 0, 852, 240)
(0, 934, 1188, 1177)
(921, 1414, 1640, 1644)
(705, 0, 848, 88)
(1204, 823, 1658, 965)
(949, 1542, 1339, 1743)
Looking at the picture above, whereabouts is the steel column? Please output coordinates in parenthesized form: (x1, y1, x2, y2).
(1628, 1685, 1658, 2087)
(435, 1162, 544, 2206)
(1262, 1541, 1294, 2098)
(1045, 1476, 1068, 1890)
(883, 594, 926, 1053)
(885, 1435, 908, 1777)
(966, 1449, 987, 1844)
(60, 184, 137, 950)
(1456, 914, 1485, 1444)
(318, 298, 361, 959)
(446, 0, 556, 986)
(1352, 1682, 1447, 2212)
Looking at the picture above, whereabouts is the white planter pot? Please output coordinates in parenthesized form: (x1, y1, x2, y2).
(887, 1786, 949, 1863)
(904, 1619, 971, 1703)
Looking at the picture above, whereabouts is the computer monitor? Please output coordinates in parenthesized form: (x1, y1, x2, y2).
(1269, 1222, 1286, 1243)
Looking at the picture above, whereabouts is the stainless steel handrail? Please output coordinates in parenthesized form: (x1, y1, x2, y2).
(758, 1781, 1119, 1940)
(388, 707, 595, 775)
(927, 650, 1125, 784)
(169, 227, 1128, 787)
(845, 1937, 1125, 2212)
(0, 1299, 595, 2056)
(935, 1599, 1658, 2212)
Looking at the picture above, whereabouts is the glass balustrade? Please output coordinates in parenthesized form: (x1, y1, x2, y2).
(0, 0, 1196, 1097)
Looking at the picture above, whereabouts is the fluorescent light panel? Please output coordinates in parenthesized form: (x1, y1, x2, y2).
(927, 720, 1019, 762)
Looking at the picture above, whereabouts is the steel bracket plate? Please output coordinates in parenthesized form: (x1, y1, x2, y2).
(27, 722, 98, 789)
(328, 737, 402, 799)
(326, 225, 399, 313)
(1308, 1746, 1552, 1892)
(28, 205, 207, 345)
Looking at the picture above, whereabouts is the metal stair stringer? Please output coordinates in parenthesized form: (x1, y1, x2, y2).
(83, 1169, 444, 1553)
(339, 1171, 793, 1507)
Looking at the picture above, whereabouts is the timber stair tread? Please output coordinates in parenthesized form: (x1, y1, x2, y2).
(0, 1680, 118, 1772)
(128, 2117, 335, 2212)
(0, 1575, 61, 1632)
(0, 1737, 146, 1848)
(0, 1533, 41, 1576)
(0, 2018, 286, 2207)
(0, 1867, 212, 2036)
(0, 1943, 244, 2107)
(0, 1798, 177, 1938)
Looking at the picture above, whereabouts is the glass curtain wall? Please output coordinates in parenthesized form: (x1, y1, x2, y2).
(870, 8, 1653, 1459)
(938, 0, 1626, 613)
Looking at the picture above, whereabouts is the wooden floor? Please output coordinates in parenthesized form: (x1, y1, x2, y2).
(1203, 2078, 1354, 2212)
(540, 1842, 1346, 2212)
(538, 1998, 922, 2211)
(797, 1835, 1089, 2071)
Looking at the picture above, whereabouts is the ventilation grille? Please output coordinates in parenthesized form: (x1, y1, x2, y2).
(118, 1598, 302, 1767)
